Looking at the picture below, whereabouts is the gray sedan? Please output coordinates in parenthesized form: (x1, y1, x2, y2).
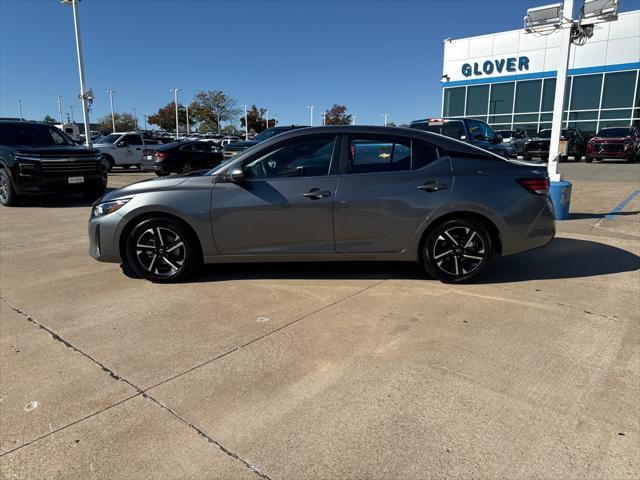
(88, 126, 555, 283)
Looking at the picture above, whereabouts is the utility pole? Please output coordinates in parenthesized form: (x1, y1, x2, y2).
(185, 105, 190, 135)
(106, 89, 116, 132)
(322, 111, 327, 126)
(306, 105, 315, 126)
(382, 113, 390, 126)
(68, 105, 75, 122)
(62, 0, 92, 147)
(18, 100, 23, 121)
(352, 115, 356, 126)
(56, 95, 64, 124)
(131, 107, 138, 131)
(242, 104, 248, 140)
(171, 88, 181, 139)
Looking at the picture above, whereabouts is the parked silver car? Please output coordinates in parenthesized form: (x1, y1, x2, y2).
(88, 126, 555, 283)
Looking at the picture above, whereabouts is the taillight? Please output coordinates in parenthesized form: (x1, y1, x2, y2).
(517, 178, 549, 195)
(155, 151, 167, 159)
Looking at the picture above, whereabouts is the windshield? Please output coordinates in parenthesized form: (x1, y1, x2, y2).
(251, 128, 287, 143)
(0, 123, 75, 146)
(96, 134, 121, 144)
(596, 128, 632, 138)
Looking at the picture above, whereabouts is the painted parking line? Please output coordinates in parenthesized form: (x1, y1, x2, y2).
(605, 190, 640, 220)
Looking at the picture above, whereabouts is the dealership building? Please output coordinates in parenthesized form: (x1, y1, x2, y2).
(440, 9, 639, 137)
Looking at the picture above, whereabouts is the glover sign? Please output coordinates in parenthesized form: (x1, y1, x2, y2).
(462, 56, 530, 77)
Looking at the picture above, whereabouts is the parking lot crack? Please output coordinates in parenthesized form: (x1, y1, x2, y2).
(0, 296, 274, 478)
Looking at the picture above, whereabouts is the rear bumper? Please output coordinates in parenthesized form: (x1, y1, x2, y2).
(501, 196, 556, 256)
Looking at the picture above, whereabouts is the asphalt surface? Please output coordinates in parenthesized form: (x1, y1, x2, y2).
(1, 162, 639, 479)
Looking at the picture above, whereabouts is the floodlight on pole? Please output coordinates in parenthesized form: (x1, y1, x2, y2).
(171, 88, 181, 139)
(382, 113, 390, 126)
(524, 2, 564, 33)
(106, 89, 116, 132)
(18, 100, 23, 122)
(242, 104, 248, 140)
(582, 0, 618, 19)
(56, 95, 64, 124)
(62, 0, 93, 147)
(306, 105, 315, 126)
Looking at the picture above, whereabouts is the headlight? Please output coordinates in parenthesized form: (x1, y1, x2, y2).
(92, 198, 131, 218)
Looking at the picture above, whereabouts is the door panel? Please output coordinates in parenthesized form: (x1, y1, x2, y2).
(334, 158, 452, 253)
(211, 177, 337, 254)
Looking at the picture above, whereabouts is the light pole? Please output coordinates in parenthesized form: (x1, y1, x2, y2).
(68, 105, 75, 122)
(56, 95, 64, 124)
(306, 105, 315, 126)
(242, 104, 248, 140)
(62, 0, 92, 147)
(106, 89, 116, 132)
(18, 100, 23, 121)
(265, 109, 269, 130)
(185, 105, 190, 135)
(143, 115, 148, 131)
(322, 111, 327, 126)
(131, 107, 138, 131)
(352, 115, 356, 126)
(382, 113, 390, 126)
(171, 88, 181, 139)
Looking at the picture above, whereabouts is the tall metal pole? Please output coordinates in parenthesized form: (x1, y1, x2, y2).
(67, 0, 92, 147)
(171, 88, 181, 139)
(242, 104, 248, 140)
(131, 107, 138, 131)
(548, 0, 574, 182)
(352, 115, 356, 126)
(185, 105, 190, 135)
(265, 109, 269, 129)
(322, 112, 327, 126)
(56, 95, 64, 124)
(144, 115, 148, 131)
(18, 100, 23, 121)
(107, 89, 116, 132)
(307, 105, 315, 126)
(382, 113, 389, 126)
(68, 105, 75, 122)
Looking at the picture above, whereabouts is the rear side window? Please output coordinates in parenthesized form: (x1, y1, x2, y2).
(412, 141, 439, 170)
(348, 138, 411, 173)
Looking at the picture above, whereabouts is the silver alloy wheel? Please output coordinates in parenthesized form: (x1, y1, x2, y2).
(181, 162, 192, 173)
(0, 173, 9, 204)
(135, 227, 186, 277)
(432, 226, 486, 277)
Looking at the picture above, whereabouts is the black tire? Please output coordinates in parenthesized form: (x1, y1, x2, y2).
(523, 154, 532, 161)
(582, 157, 592, 163)
(154, 170, 169, 177)
(125, 217, 201, 282)
(103, 155, 115, 172)
(0, 169, 19, 206)
(423, 218, 493, 283)
(180, 162, 193, 174)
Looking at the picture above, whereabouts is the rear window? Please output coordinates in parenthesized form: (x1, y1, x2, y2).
(412, 120, 466, 141)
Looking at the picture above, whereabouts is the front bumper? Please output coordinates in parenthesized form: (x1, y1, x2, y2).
(13, 171, 106, 196)
(88, 211, 124, 263)
(586, 147, 634, 159)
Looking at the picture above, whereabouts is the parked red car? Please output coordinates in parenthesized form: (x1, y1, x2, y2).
(585, 127, 639, 163)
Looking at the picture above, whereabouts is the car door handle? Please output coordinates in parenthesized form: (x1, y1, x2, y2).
(417, 181, 448, 192)
(302, 189, 331, 199)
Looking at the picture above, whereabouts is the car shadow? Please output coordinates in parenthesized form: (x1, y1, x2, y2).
(144, 237, 638, 284)
(569, 211, 639, 220)
(15, 187, 117, 208)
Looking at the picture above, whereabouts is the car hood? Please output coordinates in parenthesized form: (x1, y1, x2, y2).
(100, 174, 200, 201)
(14, 145, 101, 157)
(589, 137, 631, 143)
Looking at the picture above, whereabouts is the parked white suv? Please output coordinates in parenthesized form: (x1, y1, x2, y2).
(93, 132, 146, 171)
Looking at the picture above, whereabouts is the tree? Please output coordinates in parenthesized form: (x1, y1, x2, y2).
(147, 102, 191, 132)
(323, 104, 352, 126)
(42, 115, 57, 124)
(239, 105, 276, 134)
(97, 112, 137, 133)
(189, 90, 240, 134)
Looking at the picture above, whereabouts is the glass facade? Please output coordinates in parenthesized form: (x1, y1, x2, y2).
(442, 69, 640, 138)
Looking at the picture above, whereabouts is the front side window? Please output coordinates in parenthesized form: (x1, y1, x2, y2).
(126, 135, 143, 146)
(467, 120, 492, 142)
(244, 135, 335, 179)
(348, 137, 411, 174)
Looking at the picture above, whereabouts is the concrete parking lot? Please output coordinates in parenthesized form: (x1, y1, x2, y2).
(1, 162, 639, 479)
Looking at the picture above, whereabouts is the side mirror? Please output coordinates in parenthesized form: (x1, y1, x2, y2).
(117, 141, 126, 148)
(228, 167, 245, 183)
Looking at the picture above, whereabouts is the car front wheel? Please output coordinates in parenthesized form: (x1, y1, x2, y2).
(125, 218, 200, 282)
(0, 169, 19, 206)
(423, 218, 493, 283)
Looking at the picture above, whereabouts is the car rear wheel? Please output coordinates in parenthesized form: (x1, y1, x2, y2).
(103, 154, 115, 172)
(0, 169, 19, 206)
(423, 219, 493, 283)
(125, 218, 200, 282)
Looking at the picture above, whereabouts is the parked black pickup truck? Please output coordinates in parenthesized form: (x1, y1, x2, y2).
(523, 127, 586, 162)
(0, 121, 107, 206)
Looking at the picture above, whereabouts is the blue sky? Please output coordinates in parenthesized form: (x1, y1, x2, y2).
(1, 0, 638, 128)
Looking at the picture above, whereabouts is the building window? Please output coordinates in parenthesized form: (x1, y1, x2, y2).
(515, 80, 541, 113)
(568, 121, 597, 137)
(601, 71, 637, 109)
(570, 74, 602, 111)
(443, 87, 465, 117)
(466, 85, 489, 116)
(489, 82, 514, 115)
